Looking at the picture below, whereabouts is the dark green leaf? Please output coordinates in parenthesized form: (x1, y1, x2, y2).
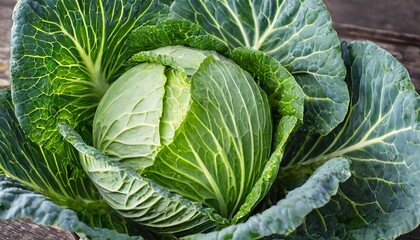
(281, 41, 420, 239)
(127, 19, 229, 54)
(11, 0, 167, 152)
(231, 48, 304, 127)
(170, 0, 349, 134)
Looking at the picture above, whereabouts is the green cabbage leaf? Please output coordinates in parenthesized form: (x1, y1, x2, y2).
(0, 175, 141, 240)
(170, 0, 349, 134)
(11, 0, 167, 152)
(277, 41, 420, 239)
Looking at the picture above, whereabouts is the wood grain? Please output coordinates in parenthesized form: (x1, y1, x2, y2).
(0, 0, 13, 87)
(333, 23, 420, 91)
(325, 0, 420, 92)
(325, 0, 420, 36)
(0, 219, 78, 240)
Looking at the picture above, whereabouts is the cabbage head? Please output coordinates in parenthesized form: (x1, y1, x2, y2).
(92, 46, 273, 220)
(58, 38, 305, 236)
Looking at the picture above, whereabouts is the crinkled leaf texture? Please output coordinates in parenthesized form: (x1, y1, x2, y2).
(0, 89, 132, 233)
(280, 41, 420, 239)
(170, 0, 349, 134)
(183, 158, 351, 240)
(59, 124, 229, 237)
(230, 47, 304, 128)
(11, 0, 167, 152)
(127, 19, 230, 55)
(0, 176, 141, 240)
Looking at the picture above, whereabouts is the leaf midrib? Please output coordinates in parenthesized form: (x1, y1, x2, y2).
(303, 126, 413, 167)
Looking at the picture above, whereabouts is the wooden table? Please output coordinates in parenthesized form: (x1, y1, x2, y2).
(325, 0, 420, 92)
(1, 0, 420, 239)
(0, 0, 13, 88)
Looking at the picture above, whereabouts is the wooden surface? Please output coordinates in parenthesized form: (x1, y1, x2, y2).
(0, 0, 13, 88)
(0, 219, 77, 240)
(325, 0, 420, 92)
(0, 1, 419, 239)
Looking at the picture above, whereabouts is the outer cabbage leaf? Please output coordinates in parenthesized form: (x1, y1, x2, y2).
(170, 0, 349, 134)
(127, 19, 230, 55)
(59, 124, 229, 237)
(280, 41, 420, 239)
(0, 88, 132, 233)
(0, 176, 141, 240)
(184, 158, 351, 240)
(11, 0, 167, 152)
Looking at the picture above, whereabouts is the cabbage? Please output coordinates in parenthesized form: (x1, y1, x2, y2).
(0, 0, 418, 239)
